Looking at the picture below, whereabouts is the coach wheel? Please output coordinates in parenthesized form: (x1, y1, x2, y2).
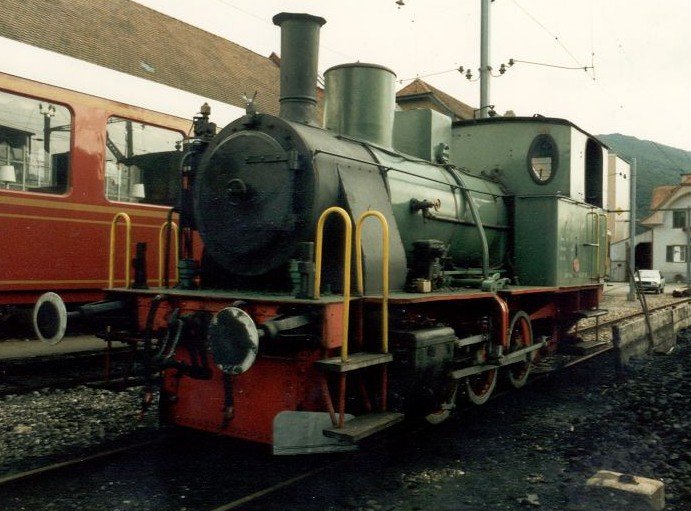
(504, 311, 533, 389)
(466, 367, 497, 405)
(33, 292, 67, 345)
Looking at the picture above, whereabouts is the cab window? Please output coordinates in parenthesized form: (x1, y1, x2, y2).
(105, 117, 183, 205)
(0, 90, 71, 194)
(527, 134, 558, 184)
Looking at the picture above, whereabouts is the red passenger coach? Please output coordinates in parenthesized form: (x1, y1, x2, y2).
(0, 71, 190, 328)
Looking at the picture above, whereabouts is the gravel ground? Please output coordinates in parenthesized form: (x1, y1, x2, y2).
(246, 332, 691, 511)
(0, 386, 159, 476)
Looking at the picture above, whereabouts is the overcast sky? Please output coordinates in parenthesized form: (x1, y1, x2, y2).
(135, 0, 691, 151)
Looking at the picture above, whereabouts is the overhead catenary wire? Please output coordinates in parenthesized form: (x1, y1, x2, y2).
(509, 0, 585, 70)
(510, 59, 592, 72)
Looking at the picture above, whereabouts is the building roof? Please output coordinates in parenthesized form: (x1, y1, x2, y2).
(641, 174, 691, 225)
(0, 0, 282, 116)
(396, 79, 476, 121)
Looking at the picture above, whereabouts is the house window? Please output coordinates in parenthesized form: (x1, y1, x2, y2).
(105, 117, 183, 205)
(673, 210, 687, 229)
(666, 245, 687, 263)
(0, 90, 71, 194)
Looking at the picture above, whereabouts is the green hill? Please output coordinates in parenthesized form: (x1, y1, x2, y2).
(597, 134, 691, 221)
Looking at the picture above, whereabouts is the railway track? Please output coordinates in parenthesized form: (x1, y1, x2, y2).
(576, 294, 691, 338)
(0, 344, 143, 397)
(0, 437, 168, 487)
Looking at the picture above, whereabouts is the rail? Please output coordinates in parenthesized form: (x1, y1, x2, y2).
(108, 212, 131, 288)
(314, 206, 352, 362)
(158, 220, 179, 286)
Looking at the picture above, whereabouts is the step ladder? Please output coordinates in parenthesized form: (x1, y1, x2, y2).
(313, 208, 403, 443)
(569, 307, 609, 349)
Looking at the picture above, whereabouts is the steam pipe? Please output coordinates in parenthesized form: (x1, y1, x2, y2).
(272, 12, 326, 125)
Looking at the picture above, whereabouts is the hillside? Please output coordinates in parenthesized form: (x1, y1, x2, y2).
(597, 134, 691, 221)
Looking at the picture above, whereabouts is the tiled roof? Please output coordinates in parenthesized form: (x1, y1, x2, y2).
(0, 0, 282, 116)
(649, 186, 677, 211)
(397, 78, 475, 120)
(641, 175, 691, 225)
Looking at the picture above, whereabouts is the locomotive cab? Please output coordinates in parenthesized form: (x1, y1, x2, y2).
(451, 118, 610, 286)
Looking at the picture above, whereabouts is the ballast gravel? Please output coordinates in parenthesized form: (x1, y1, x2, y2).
(0, 386, 158, 475)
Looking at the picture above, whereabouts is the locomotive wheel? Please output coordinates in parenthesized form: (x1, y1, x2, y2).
(424, 383, 458, 425)
(425, 409, 451, 425)
(504, 311, 534, 389)
(465, 368, 497, 405)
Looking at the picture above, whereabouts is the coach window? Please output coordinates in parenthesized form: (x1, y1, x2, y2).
(0, 90, 70, 194)
(105, 117, 184, 206)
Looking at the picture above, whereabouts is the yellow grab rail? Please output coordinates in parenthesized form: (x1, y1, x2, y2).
(314, 207, 352, 362)
(355, 210, 390, 354)
(158, 220, 180, 286)
(108, 212, 132, 288)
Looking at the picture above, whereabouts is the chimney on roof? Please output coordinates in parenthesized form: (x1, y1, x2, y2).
(272, 12, 326, 126)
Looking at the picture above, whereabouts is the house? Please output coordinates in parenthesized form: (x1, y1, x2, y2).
(637, 174, 691, 282)
(396, 78, 476, 121)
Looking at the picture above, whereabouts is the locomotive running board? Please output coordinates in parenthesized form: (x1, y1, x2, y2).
(272, 411, 358, 455)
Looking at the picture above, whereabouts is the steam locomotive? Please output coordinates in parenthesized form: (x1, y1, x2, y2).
(33, 12, 609, 454)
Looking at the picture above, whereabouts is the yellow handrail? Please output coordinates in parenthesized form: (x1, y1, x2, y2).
(314, 207, 352, 362)
(158, 220, 180, 286)
(355, 210, 390, 354)
(108, 212, 132, 288)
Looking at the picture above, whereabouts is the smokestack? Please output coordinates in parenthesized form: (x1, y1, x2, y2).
(272, 12, 326, 125)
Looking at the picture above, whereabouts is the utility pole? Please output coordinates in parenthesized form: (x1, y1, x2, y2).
(627, 158, 637, 301)
(479, 0, 490, 118)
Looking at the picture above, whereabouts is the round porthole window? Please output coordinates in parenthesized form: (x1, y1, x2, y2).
(527, 134, 558, 184)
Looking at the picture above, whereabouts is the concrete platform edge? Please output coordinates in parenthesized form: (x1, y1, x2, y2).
(612, 302, 691, 367)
